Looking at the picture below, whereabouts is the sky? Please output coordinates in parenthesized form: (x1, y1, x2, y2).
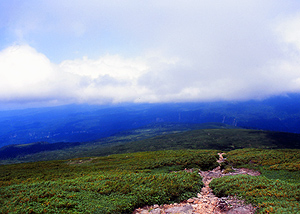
(1, 0, 300, 109)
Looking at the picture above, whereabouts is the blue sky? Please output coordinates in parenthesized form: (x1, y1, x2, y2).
(1, 0, 300, 109)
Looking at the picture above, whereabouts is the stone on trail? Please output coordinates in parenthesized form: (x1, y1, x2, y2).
(149, 208, 162, 214)
(165, 205, 193, 214)
(227, 207, 252, 214)
(187, 198, 194, 203)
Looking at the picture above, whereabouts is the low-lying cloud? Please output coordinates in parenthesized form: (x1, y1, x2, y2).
(1, 40, 300, 107)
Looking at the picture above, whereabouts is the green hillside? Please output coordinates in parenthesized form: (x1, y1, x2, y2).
(1, 148, 299, 213)
(0, 150, 218, 213)
(109, 128, 300, 154)
(1, 123, 300, 213)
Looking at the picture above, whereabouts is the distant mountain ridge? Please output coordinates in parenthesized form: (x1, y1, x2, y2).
(1, 93, 300, 148)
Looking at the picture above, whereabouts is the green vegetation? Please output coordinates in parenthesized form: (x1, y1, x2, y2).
(122, 129, 300, 151)
(2, 125, 300, 213)
(210, 149, 300, 213)
(2, 125, 300, 165)
(226, 149, 300, 174)
(0, 149, 218, 213)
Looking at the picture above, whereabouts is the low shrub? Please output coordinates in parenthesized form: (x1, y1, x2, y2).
(0, 149, 217, 213)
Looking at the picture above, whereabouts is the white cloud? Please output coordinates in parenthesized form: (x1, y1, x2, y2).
(1, 39, 300, 107)
(60, 55, 148, 80)
(1, 1, 300, 107)
(0, 45, 152, 105)
(276, 13, 300, 51)
(0, 45, 54, 98)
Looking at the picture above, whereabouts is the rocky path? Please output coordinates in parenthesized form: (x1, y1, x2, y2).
(133, 153, 259, 214)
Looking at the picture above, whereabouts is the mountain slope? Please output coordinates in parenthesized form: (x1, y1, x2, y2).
(1, 93, 300, 148)
(104, 129, 300, 154)
(2, 123, 300, 164)
(0, 122, 235, 163)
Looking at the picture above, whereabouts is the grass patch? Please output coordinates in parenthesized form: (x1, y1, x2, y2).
(0, 149, 218, 213)
(210, 175, 300, 213)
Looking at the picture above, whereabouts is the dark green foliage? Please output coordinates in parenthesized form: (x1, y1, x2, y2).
(0, 149, 217, 213)
(226, 148, 300, 171)
(106, 129, 300, 155)
(210, 149, 300, 213)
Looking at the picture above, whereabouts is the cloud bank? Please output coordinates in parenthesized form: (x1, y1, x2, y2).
(1, 1, 300, 108)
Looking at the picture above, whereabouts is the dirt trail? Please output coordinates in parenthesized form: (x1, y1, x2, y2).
(133, 153, 259, 214)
